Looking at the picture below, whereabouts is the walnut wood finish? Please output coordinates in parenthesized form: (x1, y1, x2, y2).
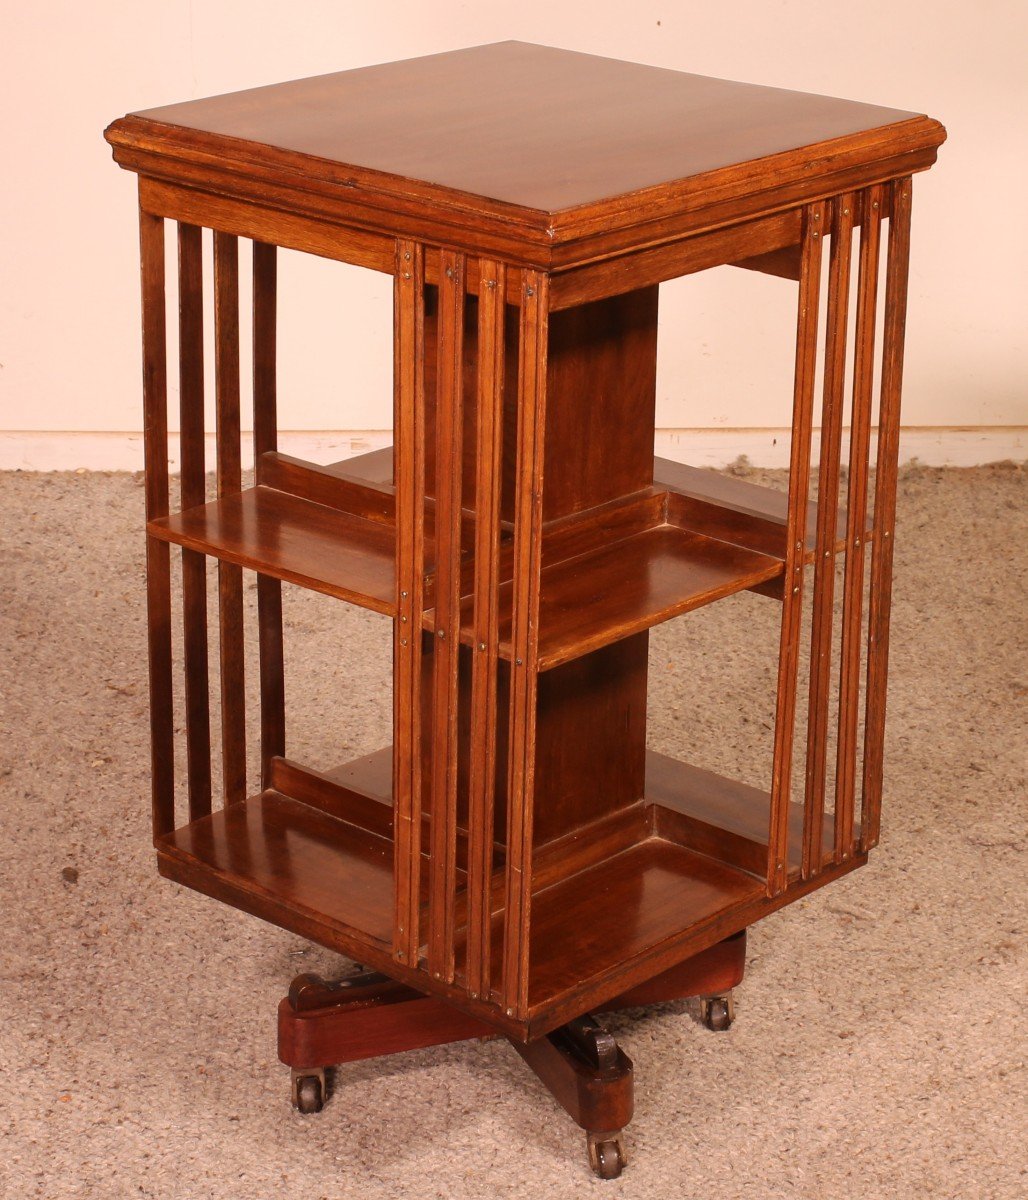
(109, 52, 940, 1059)
(106, 43, 944, 268)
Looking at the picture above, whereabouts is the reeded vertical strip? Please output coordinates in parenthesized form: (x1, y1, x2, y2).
(392, 239, 426, 967)
(835, 188, 883, 859)
(213, 231, 247, 804)
(767, 202, 825, 895)
(139, 204, 175, 839)
(861, 179, 913, 853)
(501, 269, 549, 1015)
(427, 248, 466, 983)
(803, 195, 856, 875)
(465, 259, 507, 1000)
(177, 222, 212, 822)
(253, 242, 285, 787)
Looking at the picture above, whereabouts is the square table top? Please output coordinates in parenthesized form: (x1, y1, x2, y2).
(106, 42, 944, 263)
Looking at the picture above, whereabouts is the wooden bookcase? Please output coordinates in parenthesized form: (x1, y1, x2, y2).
(105, 43, 945, 1178)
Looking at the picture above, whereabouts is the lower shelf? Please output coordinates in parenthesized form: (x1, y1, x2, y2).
(156, 748, 863, 1033)
(523, 837, 762, 1008)
(158, 790, 395, 949)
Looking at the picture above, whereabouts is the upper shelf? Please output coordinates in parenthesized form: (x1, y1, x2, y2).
(149, 485, 397, 614)
(457, 522, 782, 672)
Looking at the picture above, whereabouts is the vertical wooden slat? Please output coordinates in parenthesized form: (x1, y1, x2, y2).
(427, 248, 466, 983)
(392, 239, 426, 968)
(502, 269, 549, 1015)
(213, 231, 246, 804)
(801, 195, 855, 878)
(253, 241, 284, 787)
(139, 204, 175, 839)
(177, 222, 212, 822)
(465, 258, 506, 1000)
(862, 178, 913, 853)
(835, 188, 883, 858)
(767, 202, 825, 895)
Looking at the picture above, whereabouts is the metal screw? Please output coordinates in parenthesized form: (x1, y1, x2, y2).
(813, 231, 820, 239)
(479, 642, 486, 651)
(437, 629, 445, 638)
(445, 267, 455, 280)
(854, 538, 861, 547)
(400, 615, 407, 623)
(506, 1008, 514, 1017)
(404, 251, 411, 261)
(400, 638, 408, 646)
(884, 530, 891, 539)
(396, 949, 405, 961)
(401, 590, 408, 598)
(516, 657, 523, 666)
(403, 271, 411, 280)
(525, 286, 535, 297)
(793, 586, 800, 594)
(843, 207, 850, 216)
(485, 279, 497, 289)
(872, 201, 880, 211)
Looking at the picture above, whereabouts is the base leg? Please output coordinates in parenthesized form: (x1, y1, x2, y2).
(509, 1012, 632, 1179)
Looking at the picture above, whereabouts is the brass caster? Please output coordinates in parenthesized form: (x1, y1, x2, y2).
(290, 1066, 326, 1114)
(700, 991, 735, 1032)
(587, 1130, 627, 1180)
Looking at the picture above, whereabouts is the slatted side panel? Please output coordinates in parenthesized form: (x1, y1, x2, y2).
(767, 202, 825, 895)
(771, 182, 914, 892)
(177, 222, 212, 822)
(501, 270, 550, 1017)
(139, 204, 175, 839)
(253, 241, 286, 787)
(835, 187, 884, 859)
(862, 179, 914, 853)
(465, 258, 507, 1001)
(392, 239, 426, 969)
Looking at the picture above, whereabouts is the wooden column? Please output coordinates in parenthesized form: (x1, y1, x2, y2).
(139, 204, 175, 839)
(502, 269, 550, 1016)
(177, 222, 212, 822)
(803, 194, 856, 874)
(213, 232, 247, 804)
(465, 258, 506, 1001)
(392, 238, 426, 970)
(253, 241, 285, 786)
(767, 201, 825, 894)
(835, 186, 884, 859)
(427, 249, 467, 984)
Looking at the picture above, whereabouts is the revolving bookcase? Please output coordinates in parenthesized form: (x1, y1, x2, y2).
(105, 42, 945, 1179)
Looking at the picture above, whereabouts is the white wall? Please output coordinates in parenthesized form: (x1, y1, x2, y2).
(2, 1, 1026, 441)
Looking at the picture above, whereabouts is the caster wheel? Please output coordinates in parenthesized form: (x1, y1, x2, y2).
(291, 1067, 326, 1114)
(587, 1131, 627, 1180)
(700, 992, 735, 1032)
